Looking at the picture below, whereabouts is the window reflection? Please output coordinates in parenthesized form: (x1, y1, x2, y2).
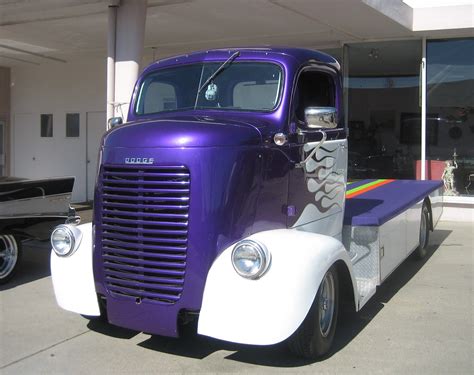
(427, 38, 474, 196)
(346, 41, 422, 180)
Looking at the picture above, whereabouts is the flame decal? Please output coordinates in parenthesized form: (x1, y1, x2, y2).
(314, 154, 335, 163)
(303, 140, 344, 214)
(305, 158, 336, 175)
(315, 188, 342, 203)
(314, 162, 337, 180)
(315, 181, 343, 196)
(314, 196, 342, 213)
(319, 146, 338, 154)
(307, 179, 343, 195)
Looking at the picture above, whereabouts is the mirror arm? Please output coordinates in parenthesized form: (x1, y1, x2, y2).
(296, 129, 327, 169)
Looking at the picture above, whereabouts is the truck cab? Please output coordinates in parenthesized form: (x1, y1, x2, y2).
(50, 48, 442, 359)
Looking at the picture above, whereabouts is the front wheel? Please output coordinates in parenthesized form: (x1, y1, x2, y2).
(288, 266, 339, 359)
(0, 235, 22, 284)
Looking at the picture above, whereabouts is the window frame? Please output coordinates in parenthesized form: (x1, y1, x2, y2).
(133, 61, 285, 117)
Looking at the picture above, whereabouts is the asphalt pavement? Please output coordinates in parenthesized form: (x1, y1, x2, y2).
(0, 219, 472, 374)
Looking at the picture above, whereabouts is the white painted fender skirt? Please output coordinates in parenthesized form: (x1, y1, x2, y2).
(197, 229, 357, 345)
(50, 223, 100, 316)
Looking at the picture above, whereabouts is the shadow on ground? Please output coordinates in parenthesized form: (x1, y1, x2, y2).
(87, 318, 139, 340)
(86, 229, 452, 367)
(330, 228, 452, 357)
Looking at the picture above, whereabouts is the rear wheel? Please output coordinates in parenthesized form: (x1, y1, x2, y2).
(288, 266, 339, 359)
(415, 203, 430, 259)
(0, 235, 22, 284)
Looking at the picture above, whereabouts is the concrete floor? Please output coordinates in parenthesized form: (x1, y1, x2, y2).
(0, 220, 472, 374)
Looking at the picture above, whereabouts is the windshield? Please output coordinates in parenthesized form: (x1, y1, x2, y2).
(135, 62, 283, 115)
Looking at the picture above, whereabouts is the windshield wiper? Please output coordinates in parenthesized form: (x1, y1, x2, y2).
(197, 50, 240, 94)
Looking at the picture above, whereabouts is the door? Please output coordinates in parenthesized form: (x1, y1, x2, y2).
(13, 113, 38, 177)
(287, 68, 347, 237)
(0, 121, 5, 176)
(86, 111, 106, 201)
(14, 112, 87, 202)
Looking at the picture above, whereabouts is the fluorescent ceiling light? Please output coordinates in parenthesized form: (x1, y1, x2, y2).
(403, 0, 474, 8)
(0, 39, 53, 54)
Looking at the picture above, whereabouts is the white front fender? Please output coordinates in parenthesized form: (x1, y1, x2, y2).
(50, 223, 100, 316)
(198, 229, 357, 345)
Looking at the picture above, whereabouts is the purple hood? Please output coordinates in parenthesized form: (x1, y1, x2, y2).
(103, 115, 263, 148)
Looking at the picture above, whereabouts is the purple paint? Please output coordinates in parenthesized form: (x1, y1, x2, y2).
(344, 179, 443, 226)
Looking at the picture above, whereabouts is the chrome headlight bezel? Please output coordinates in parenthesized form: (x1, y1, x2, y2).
(51, 224, 80, 257)
(231, 240, 271, 279)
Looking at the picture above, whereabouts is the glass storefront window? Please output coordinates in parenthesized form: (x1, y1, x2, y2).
(427, 38, 474, 196)
(345, 41, 422, 180)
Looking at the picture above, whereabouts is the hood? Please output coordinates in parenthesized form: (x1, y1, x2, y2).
(104, 115, 263, 148)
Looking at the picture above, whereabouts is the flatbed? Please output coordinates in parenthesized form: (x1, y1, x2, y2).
(344, 179, 443, 226)
(343, 179, 443, 308)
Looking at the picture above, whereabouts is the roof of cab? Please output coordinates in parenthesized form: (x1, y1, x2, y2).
(143, 47, 340, 74)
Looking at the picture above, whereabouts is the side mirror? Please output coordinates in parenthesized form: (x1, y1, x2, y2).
(108, 117, 123, 129)
(304, 107, 338, 129)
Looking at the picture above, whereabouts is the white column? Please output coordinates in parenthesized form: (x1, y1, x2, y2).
(114, 0, 147, 122)
(421, 38, 427, 180)
(107, 2, 119, 126)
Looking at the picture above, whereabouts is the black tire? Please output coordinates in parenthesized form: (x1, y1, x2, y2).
(415, 203, 430, 259)
(288, 266, 339, 359)
(0, 235, 22, 284)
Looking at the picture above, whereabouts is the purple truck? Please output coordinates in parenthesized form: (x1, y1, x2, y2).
(50, 48, 443, 359)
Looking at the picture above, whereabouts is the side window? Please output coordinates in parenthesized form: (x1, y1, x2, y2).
(66, 113, 80, 137)
(294, 71, 335, 123)
(41, 114, 53, 137)
(143, 81, 177, 114)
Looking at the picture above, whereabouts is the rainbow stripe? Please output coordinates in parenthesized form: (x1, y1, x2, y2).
(346, 179, 395, 199)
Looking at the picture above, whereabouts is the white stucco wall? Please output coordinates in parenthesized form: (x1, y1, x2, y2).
(413, 5, 474, 31)
(10, 58, 107, 202)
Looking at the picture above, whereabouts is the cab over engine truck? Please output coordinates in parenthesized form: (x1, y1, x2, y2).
(50, 48, 443, 359)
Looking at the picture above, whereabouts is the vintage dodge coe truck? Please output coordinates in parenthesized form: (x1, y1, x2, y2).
(50, 48, 442, 359)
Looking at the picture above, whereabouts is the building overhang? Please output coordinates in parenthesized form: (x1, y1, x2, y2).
(364, 0, 474, 32)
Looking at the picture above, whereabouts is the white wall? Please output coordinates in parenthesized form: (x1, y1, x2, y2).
(413, 5, 474, 31)
(11, 58, 107, 202)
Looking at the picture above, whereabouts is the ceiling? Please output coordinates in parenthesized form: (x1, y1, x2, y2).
(0, 0, 472, 69)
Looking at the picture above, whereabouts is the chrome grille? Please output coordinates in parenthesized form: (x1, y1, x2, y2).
(100, 164, 189, 304)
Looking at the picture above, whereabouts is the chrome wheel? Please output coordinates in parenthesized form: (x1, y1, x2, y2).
(0, 235, 19, 282)
(319, 270, 336, 338)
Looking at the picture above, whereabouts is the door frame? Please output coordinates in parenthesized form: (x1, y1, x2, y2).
(0, 120, 6, 176)
(86, 111, 106, 201)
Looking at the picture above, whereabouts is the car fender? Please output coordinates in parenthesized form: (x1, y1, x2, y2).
(50, 222, 100, 316)
(197, 229, 357, 345)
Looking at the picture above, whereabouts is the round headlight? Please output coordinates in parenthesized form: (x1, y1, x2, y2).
(231, 240, 270, 279)
(51, 225, 75, 257)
